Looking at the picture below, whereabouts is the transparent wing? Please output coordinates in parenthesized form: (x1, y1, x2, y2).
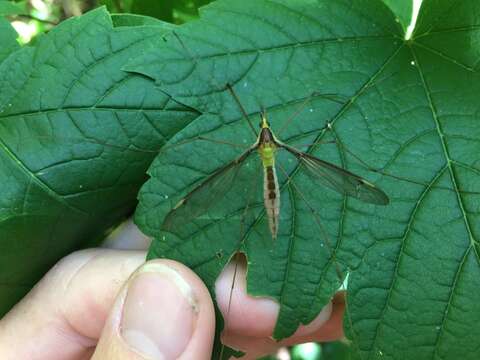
(281, 144, 389, 205)
(162, 146, 258, 232)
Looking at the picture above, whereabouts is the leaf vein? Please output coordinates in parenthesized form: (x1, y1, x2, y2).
(368, 166, 449, 358)
(411, 45, 477, 253)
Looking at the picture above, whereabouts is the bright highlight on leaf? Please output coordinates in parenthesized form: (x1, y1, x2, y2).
(291, 342, 322, 360)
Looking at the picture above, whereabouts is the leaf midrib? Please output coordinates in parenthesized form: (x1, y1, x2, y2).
(170, 33, 398, 65)
(0, 138, 88, 216)
(413, 41, 480, 357)
(412, 45, 477, 253)
(0, 106, 182, 216)
(367, 42, 479, 359)
(0, 106, 175, 120)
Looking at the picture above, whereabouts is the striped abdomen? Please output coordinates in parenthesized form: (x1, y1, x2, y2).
(263, 165, 280, 239)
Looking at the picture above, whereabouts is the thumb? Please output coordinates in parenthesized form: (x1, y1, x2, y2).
(92, 260, 215, 360)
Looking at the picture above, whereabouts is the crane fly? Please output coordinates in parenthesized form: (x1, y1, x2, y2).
(161, 86, 389, 239)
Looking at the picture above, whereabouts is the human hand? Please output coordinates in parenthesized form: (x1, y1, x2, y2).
(0, 237, 344, 360)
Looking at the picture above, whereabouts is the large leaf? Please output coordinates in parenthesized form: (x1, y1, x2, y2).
(127, 0, 480, 358)
(348, 0, 480, 359)
(0, 7, 197, 315)
(0, 1, 27, 16)
(0, 18, 18, 63)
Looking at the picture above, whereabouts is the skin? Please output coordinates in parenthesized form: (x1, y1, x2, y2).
(0, 222, 344, 360)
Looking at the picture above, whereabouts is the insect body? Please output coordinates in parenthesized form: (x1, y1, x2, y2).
(258, 113, 280, 238)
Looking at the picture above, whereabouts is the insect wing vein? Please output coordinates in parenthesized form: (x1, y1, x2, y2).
(162, 146, 257, 232)
(281, 144, 389, 205)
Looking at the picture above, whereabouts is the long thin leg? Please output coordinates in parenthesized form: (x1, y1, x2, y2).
(171, 30, 257, 140)
(276, 162, 362, 358)
(277, 92, 346, 136)
(218, 160, 262, 360)
(226, 83, 258, 138)
(325, 125, 480, 195)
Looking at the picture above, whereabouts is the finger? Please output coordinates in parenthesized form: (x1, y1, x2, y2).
(0, 249, 145, 360)
(215, 258, 279, 337)
(103, 219, 151, 250)
(215, 258, 344, 356)
(222, 292, 345, 359)
(92, 259, 215, 360)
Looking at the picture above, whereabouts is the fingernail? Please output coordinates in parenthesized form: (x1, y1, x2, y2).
(121, 263, 198, 359)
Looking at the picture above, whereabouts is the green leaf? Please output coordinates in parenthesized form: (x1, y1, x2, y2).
(129, 0, 176, 22)
(414, 0, 480, 70)
(127, 0, 480, 358)
(98, 0, 134, 13)
(0, 7, 197, 315)
(382, 0, 413, 35)
(173, 0, 215, 23)
(0, 18, 19, 63)
(111, 13, 176, 28)
(321, 341, 352, 360)
(347, 1, 480, 359)
(0, 0, 27, 16)
(100, 0, 176, 22)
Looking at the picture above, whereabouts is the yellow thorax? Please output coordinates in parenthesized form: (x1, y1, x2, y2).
(258, 112, 276, 167)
